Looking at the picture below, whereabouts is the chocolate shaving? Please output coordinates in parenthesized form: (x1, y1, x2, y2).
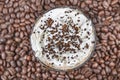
(85, 43, 89, 49)
(46, 18, 54, 27)
(62, 24, 68, 32)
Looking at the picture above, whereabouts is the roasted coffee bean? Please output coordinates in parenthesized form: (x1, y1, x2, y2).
(1, 52, 6, 60)
(8, 67, 16, 75)
(1, 75, 7, 80)
(10, 60, 16, 67)
(0, 44, 5, 51)
(0, 0, 119, 79)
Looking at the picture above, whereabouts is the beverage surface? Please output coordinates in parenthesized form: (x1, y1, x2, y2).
(31, 7, 95, 70)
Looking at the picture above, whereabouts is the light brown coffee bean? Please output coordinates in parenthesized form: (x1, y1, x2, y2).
(21, 67, 27, 74)
(112, 69, 117, 75)
(85, 0, 92, 4)
(51, 0, 56, 3)
(1, 24, 7, 29)
(111, 0, 118, 5)
(75, 74, 82, 79)
(1, 75, 7, 80)
(1, 52, 6, 60)
(103, 1, 109, 9)
(3, 8, 8, 14)
(10, 60, 16, 67)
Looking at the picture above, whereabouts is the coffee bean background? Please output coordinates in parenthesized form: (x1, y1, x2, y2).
(0, 0, 120, 80)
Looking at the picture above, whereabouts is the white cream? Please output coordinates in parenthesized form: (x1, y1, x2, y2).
(31, 7, 95, 70)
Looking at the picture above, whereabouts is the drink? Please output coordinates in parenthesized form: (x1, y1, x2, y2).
(31, 7, 96, 71)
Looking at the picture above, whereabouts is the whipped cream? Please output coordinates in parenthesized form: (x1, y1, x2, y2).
(31, 7, 95, 70)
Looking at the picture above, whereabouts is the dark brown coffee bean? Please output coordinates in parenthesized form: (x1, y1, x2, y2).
(0, 0, 119, 79)
(85, 71, 92, 78)
(44, 5, 51, 10)
(0, 44, 5, 51)
(8, 67, 16, 75)
(6, 51, 15, 57)
(0, 59, 3, 65)
(22, 59, 28, 66)
(15, 47, 21, 53)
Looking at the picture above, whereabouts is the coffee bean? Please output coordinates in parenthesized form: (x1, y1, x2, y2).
(1, 75, 7, 80)
(111, 0, 118, 5)
(3, 8, 8, 14)
(0, 0, 119, 79)
(75, 74, 82, 79)
(1, 52, 6, 60)
(8, 67, 16, 75)
(15, 67, 21, 72)
(58, 74, 65, 79)
(22, 59, 28, 66)
(0, 44, 5, 51)
(10, 60, 16, 67)
(90, 76, 97, 80)
(85, 0, 92, 4)
(14, 37, 21, 42)
(81, 2, 86, 8)
(21, 67, 27, 74)
(51, 0, 56, 3)
(103, 1, 109, 9)
(9, 7, 14, 13)
(85, 71, 92, 78)
(42, 73, 48, 79)
(112, 69, 117, 75)
(105, 66, 111, 74)
(92, 62, 98, 68)
(0, 59, 3, 65)
(0, 5, 3, 12)
(1, 24, 7, 29)
(98, 11, 104, 16)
